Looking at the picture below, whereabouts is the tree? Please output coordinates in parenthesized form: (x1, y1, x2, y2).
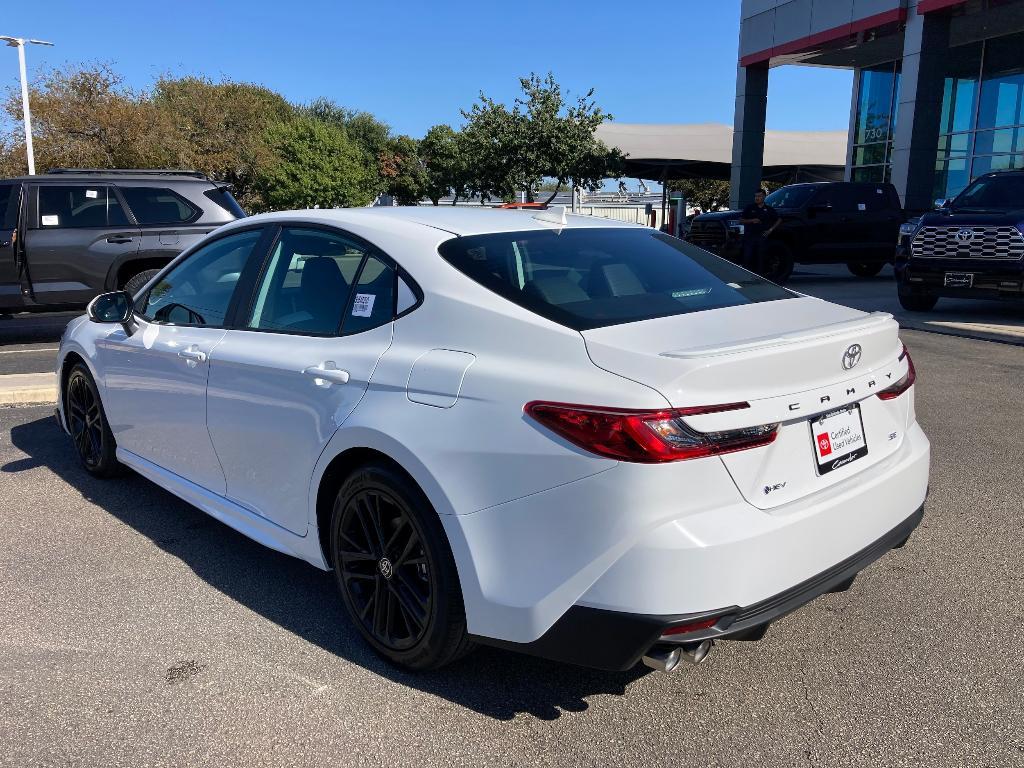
(515, 73, 623, 203)
(379, 135, 426, 206)
(1, 63, 172, 173)
(459, 94, 531, 203)
(254, 116, 379, 210)
(420, 124, 470, 205)
(667, 178, 732, 213)
(151, 76, 293, 211)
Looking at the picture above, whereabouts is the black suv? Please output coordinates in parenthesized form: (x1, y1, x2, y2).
(895, 170, 1024, 311)
(686, 181, 906, 283)
(0, 169, 245, 313)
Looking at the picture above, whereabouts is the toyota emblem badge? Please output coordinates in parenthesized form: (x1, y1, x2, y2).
(842, 344, 863, 370)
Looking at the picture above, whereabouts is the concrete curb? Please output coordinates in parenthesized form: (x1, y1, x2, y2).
(0, 372, 57, 406)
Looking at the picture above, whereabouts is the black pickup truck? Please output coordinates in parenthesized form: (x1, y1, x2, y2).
(895, 170, 1024, 311)
(686, 181, 906, 283)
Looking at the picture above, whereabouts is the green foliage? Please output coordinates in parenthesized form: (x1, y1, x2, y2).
(667, 178, 732, 212)
(420, 124, 469, 204)
(0, 64, 621, 211)
(255, 116, 379, 209)
(380, 135, 427, 206)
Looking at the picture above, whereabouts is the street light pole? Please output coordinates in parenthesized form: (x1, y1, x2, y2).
(1, 36, 54, 175)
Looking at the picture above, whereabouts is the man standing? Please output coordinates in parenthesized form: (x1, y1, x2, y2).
(738, 189, 781, 274)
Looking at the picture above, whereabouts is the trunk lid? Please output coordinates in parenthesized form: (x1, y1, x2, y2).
(581, 296, 910, 509)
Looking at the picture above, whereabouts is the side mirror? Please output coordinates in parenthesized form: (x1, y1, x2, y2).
(934, 198, 949, 210)
(87, 291, 137, 335)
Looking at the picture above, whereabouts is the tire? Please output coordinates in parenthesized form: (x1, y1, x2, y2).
(762, 241, 794, 284)
(64, 363, 121, 477)
(330, 463, 475, 670)
(897, 288, 939, 312)
(847, 261, 885, 278)
(122, 268, 161, 298)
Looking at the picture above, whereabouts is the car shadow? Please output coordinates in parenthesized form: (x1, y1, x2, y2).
(5, 414, 647, 721)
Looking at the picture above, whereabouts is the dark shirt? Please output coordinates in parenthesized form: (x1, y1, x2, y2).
(741, 203, 780, 238)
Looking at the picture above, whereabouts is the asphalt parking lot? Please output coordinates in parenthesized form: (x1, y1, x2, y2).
(1, 328, 1022, 767)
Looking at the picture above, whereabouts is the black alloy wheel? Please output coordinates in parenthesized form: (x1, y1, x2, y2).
(65, 364, 119, 476)
(331, 464, 474, 670)
(337, 487, 432, 651)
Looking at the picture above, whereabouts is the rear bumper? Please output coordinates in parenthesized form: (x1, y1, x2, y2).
(474, 505, 923, 671)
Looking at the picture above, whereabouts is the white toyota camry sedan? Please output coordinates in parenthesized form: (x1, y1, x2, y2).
(56, 206, 929, 672)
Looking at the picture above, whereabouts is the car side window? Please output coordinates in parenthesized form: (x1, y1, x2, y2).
(247, 227, 366, 336)
(0, 184, 18, 230)
(138, 229, 263, 327)
(118, 186, 200, 225)
(342, 254, 396, 335)
(37, 185, 128, 228)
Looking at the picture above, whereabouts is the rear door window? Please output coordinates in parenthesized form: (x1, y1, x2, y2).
(247, 227, 366, 336)
(37, 185, 128, 228)
(118, 186, 200, 225)
(438, 228, 794, 331)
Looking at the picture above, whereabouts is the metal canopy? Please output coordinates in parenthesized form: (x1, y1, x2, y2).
(595, 122, 848, 182)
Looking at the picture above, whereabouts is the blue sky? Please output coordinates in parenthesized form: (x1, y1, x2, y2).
(2, 0, 853, 138)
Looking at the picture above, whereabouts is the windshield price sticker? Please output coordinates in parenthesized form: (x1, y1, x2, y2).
(811, 405, 868, 475)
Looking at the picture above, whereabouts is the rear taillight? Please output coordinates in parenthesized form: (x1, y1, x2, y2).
(877, 343, 916, 401)
(524, 401, 778, 463)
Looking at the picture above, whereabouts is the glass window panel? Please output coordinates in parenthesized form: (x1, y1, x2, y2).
(851, 166, 887, 183)
(140, 229, 262, 327)
(934, 153, 971, 200)
(978, 32, 1024, 129)
(342, 254, 396, 336)
(973, 128, 1024, 155)
(940, 42, 983, 135)
(971, 153, 1024, 177)
(854, 64, 898, 144)
(248, 227, 365, 336)
(853, 143, 888, 166)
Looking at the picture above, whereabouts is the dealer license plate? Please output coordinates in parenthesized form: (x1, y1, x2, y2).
(811, 405, 868, 475)
(944, 272, 974, 288)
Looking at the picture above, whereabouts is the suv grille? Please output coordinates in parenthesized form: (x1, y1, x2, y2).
(912, 226, 1024, 260)
(687, 219, 728, 249)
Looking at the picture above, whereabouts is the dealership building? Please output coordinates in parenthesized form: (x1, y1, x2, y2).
(732, 0, 1024, 211)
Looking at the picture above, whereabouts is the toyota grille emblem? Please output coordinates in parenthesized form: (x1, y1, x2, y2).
(955, 228, 975, 243)
(842, 344, 863, 370)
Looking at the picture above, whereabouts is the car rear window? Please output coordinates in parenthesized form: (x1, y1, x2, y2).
(119, 186, 199, 225)
(437, 228, 794, 331)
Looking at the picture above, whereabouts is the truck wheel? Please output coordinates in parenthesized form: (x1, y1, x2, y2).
(122, 269, 161, 298)
(847, 261, 885, 278)
(763, 242, 794, 284)
(897, 288, 938, 312)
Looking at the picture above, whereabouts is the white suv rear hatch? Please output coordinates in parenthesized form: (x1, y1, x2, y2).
(582, 297, 912, 510)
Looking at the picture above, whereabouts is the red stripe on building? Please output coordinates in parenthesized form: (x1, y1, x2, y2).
(917, 0, 966, 13)
(740, 8, 908, 67)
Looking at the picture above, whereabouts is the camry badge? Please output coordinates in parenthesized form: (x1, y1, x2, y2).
(842, 344, 863, 370)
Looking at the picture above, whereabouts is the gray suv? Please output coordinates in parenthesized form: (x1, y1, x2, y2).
(0, 169, 245, 313)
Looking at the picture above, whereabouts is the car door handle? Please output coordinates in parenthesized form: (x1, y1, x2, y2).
(303, 363, 350, 385)
(107, 236, 134, 244)
(177, 347, 207, 363)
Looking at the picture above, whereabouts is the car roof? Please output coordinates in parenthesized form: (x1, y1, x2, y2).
(230, 205, 644, 237)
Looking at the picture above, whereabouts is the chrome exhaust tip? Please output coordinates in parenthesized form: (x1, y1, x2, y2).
(642, 646, 682, 673)
(679, 639, 714, 665)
